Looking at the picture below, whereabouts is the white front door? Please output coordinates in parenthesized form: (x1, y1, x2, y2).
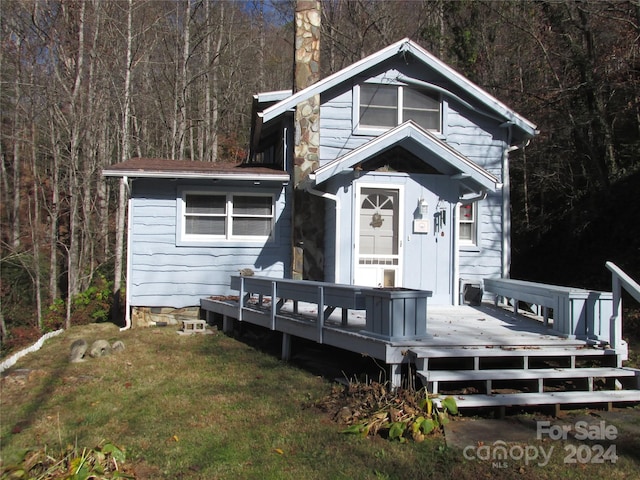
(354, 186, 403, 287)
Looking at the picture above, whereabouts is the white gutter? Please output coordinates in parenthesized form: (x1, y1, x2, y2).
(502, 125, 513, 279)
(120, 177, 133, 331)
(304, 177, 341, 283)
(397, 74, 507, 124)
(459, 190, 488, 204)
(102, 170, 290, 182)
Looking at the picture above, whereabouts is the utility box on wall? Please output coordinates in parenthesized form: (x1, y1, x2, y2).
(363, 288, 432, 341)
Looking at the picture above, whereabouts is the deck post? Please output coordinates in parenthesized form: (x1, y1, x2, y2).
(281, 332, 291, 361)
(270, 281, 277, 330)
(238, 276, 245, 322)
(610, 273, 622, 351)
(390, 364, 402, 389)
(222, 315, 233, 333)
(317, 286, 324, 344)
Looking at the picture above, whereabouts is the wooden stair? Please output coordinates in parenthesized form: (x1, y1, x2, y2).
(410, 345, 640, 409)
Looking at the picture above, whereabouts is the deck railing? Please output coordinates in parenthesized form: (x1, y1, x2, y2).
(231, 275, 366, 343)
(483, 278, 613, 344)
(229, 275, 432, 342)
(606, 262, 640, 351)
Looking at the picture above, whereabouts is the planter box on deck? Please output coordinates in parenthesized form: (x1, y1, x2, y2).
(363, 288, 432, 341)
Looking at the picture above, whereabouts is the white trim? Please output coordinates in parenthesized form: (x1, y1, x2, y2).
(102, 170, 289, 182)
(458, 202, 478, 247)
(353, 83, 442, 136)
(312, 121, 500, 192)
(353, 182, 405, 287)
(259, 38, 537, 137)
(177, 187, 276, 245)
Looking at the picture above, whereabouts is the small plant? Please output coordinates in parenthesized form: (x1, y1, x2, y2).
(322, 382, 458, 443)
(0, 441, 134, 479)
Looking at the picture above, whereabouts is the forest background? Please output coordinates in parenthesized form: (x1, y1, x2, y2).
(1, 0, 639, 352)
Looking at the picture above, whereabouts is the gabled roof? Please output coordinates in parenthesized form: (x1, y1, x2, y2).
(102, 158, 289, 182)
(258, 38, 537, 139)
(310, 121, 501, 192)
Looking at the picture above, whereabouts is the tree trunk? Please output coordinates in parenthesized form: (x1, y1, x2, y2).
(211, 2, 224, 163)
(178, 0, 191, 160)
(10, 35, 22, 250)
(48, 116, 60, 302)
(30, 122, 42, 330)
(66, 0, 87, 327)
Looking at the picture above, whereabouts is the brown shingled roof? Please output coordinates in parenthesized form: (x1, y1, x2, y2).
(102, 158, 289, 180)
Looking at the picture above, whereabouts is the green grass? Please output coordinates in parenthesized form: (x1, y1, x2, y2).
(1, 322, 640, 479)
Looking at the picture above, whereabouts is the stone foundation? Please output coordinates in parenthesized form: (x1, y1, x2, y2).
(131, 306, 200, 328)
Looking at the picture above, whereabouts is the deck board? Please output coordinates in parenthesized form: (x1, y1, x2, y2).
(451, 390, 640, 408)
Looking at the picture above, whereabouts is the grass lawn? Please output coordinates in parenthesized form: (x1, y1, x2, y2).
(1, 322, 639, 479)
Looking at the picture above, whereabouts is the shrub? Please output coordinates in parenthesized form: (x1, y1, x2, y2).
(42, 276, 114, 331)
(70, 275, 113, 326)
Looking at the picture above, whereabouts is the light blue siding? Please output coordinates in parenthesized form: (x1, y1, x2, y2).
(317, 62, 511, 303)
(128, 179, 290, 308)
(325, 172, 458, 304)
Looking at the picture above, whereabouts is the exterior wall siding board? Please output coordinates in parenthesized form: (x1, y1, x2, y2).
(128, 179, 289, 308)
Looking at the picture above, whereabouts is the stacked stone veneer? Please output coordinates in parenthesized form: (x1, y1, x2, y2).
(292, 1, 325, 281)
(293, 0, 321, 187)
(132, 306, 200, 328)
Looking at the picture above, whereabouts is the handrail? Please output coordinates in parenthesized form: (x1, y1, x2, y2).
(605, 261, 640, 351)
(606, 262, 640, 303)
(230, 275, 366, 344)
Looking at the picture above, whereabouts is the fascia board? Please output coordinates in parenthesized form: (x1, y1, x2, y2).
(260, 40, 409, 124)
(313, 122, 500, 191)
(401, 42, 538, 137)
(101, 170, 290, 182)
(260, 38, 537, 138)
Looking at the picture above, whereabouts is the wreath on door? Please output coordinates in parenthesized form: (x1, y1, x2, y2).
(370, 212, 384, 228)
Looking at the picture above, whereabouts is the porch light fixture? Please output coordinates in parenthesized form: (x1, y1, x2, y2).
(419, 198, 429, 218)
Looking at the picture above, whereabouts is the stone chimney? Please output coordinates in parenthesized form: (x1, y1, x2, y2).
(293, 0, 320, 187)
(292, 1, 324, 281)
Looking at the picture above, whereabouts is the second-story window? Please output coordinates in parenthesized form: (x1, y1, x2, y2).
(358, 84, 441, 133)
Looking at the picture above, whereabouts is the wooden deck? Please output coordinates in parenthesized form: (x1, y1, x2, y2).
(200, 276, 640, 410)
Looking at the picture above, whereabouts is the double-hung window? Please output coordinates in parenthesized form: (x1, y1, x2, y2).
(181, 191, 274, 242)
(358, 84, 441, 133)
(458, 203, 477, 246)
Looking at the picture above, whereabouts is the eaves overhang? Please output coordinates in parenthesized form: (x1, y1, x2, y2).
(101, 158, 290, 183)
(102, 170, 290, 182)
(257, 38, 537, 140)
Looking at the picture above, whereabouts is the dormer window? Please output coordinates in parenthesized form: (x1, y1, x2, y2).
(357, 84, 441, 133)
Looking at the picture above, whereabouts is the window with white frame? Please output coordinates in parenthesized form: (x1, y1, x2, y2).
(458, 203, 477, 245)
(358, 84, 441, 132)
(181, 191, 274, 242)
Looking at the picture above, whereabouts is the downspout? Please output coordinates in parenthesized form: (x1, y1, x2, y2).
(502, 138, 530, 279)
(120, 176, 133, 331)
(502, 124, 514, 280)
(304, 177, 341, 283)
